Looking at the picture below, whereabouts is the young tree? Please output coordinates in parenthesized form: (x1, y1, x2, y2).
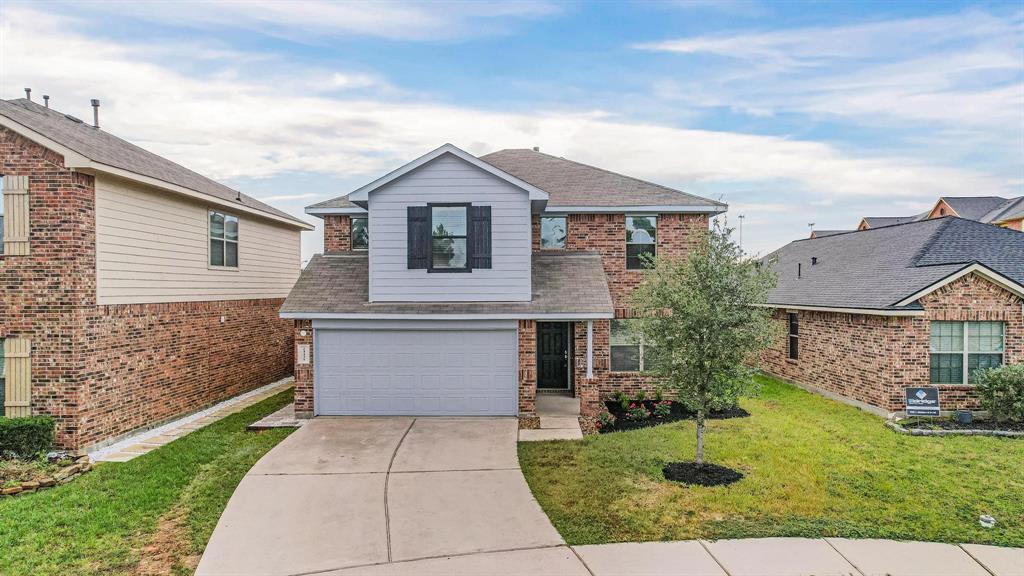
(629, 220, 777, 466)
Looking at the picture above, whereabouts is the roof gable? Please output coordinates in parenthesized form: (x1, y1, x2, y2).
(344, 144, 548, 207)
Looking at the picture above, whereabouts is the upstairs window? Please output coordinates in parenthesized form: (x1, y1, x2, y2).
(351, 216, 369, 250)
(540, 216, 566, 249)
(626, 215, 657, 269)
(431, 205, 468, 270)
(209, 211, 239, 268)
(930, 321, 1004, 384)
(787, 313, 799, 360)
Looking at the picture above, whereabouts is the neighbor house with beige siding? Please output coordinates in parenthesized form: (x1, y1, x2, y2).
(0, 96, 311, 450)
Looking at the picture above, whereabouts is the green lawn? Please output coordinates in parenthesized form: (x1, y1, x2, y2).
(0, 390, 295, 576)
(519, 376, 1024, 547)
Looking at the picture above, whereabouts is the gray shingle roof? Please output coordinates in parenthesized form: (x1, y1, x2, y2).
(281, 251, 614, 316)
(942, 196, 1012, 221)
(765, 217, 1024, 311)
(983, 197, 1024, 223)
(0, 98, 307, 227)
(810, 230, 853, 238)
(307, 148, 727, 214)
(860, 215, 925, 228)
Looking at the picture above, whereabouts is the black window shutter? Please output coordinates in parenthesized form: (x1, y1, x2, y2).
(469, 205, 492, 269)
(407, 206, 430, 269)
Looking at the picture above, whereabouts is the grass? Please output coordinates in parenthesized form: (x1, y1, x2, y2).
(519, 375, 1024, 547)
(0, 390, 295, 576)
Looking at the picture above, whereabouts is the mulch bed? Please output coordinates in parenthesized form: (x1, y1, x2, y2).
(902, 417, 1024, 432)
(599, 400, 749, 433)
(663, 462, 744, 486)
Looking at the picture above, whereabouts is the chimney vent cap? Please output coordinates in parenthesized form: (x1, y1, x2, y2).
(532, 146, 540, 152)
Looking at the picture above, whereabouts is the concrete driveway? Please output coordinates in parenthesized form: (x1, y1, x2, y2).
(195, 417, 575, 576)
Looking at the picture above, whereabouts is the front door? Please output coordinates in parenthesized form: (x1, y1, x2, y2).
(537, 322, 570, 390)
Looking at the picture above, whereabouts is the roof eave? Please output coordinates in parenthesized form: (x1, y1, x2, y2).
(892, 263, 1024, 307)
(279, 311, 614, 320)
(756, 303, 925, 317)
(544, 204, 727, 214)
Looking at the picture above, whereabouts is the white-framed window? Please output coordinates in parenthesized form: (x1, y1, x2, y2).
(610, 320, 656, 372)
(540, 216, 566, 249)
(430, 204, 469, 270)
(351, 216, 369, 250)
(930, 321, 1004, 384)
(626, 215, 657, 269)
(209, 210, 239, 268)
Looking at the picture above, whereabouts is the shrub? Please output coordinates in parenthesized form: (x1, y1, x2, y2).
(615, 391, 630, 410)
(653, 401, 672, 418)
(974, 364, 1024, 423)
(633, 390, 647, 403)
(653, 387, 664, 402)
(0, 416, 55, 459)
(625, 403, 651, 421)
(597, 412, 617, 429)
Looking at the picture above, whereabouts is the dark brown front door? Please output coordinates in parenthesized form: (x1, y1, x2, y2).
(537, 322, 570, 389)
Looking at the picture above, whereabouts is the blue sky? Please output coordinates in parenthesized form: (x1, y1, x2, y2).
(1, 0, 1021, 259)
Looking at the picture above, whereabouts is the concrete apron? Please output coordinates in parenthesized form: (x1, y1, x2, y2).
(195, 417, 566, 576)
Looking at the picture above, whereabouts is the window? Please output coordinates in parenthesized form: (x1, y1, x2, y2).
(430, 205, 469, 270)
(351, 216, 369, 250)
(787, 313, 799, 360)
(540, 216, 566, 249)
(209, 211, 239, 268)
(610, 320, 655, 372)
(626, 215, 657, 269)
(930, 321, 1004, 384)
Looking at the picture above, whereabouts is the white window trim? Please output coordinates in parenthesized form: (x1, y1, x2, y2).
(929, 321, 1005, 385)
(208, 210, 240, 270)
(350, 215, 369, 251)
(625, 214, 657, 270)
(610, 320, 652, 373)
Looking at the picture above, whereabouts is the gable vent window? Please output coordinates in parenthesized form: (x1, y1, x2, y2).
(787, 313, 799, 360)
(351, 216, 369, 250)
(626, 215, 657, 269)
(930, 321, 1004, 384)
(209, 210, 239, 268)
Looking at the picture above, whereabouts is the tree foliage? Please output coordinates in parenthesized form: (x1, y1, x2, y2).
(628, 220, 778, 464)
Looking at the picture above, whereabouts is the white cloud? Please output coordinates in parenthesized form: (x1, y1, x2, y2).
(62, 0, 562, 42)
(635, 11, 1024, 134)
(1, 5, 1018, 259)
(255, 193, 320, 202)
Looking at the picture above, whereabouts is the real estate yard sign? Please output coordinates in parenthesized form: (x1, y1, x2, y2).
(905, 387, 940, 416)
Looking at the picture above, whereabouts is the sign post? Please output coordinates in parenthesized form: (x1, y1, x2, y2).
(905, 387, 940, 417)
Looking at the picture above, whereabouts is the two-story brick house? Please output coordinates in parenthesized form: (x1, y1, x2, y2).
(0, 97, 312, 450)
(283, 144, 726, 420)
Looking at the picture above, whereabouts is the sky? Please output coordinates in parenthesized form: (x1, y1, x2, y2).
(1, 0, 1021, 260)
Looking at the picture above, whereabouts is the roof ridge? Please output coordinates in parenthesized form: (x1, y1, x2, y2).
(484, 148, 726, 207)
(792, 216, 946, 244)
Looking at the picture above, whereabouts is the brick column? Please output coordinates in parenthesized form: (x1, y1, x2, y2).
(518, 320, 537, 418)
(293, 320, 314, 417)
(323, 215, 351, 253)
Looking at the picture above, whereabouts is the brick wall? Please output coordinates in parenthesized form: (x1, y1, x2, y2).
(761, 274, 1023, 413)
(518, 320, 537, 416)
(1, 127, 295, 449)
(324, 215, 351, 253)
(293, 319, 314, 417)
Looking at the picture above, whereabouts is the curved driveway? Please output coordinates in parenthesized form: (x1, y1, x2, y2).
(195, 417, 582, 576)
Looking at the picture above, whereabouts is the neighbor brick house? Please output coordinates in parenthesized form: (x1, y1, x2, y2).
(761, 218, 1023, 415)
(284, 144, 725, 420)
(0, 97, 311, 450)
(857, 196, 1024, 232)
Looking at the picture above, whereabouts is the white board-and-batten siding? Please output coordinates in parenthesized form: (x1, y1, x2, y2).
(368, 154, 532, 302)
(94, 175, 301, 305)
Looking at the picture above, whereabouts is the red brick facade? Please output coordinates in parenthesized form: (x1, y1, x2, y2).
(323, 215, 352, 253)
(518, 320, 538, 416)
(293, 320, 314, 417)
(1, 127, 295, 449)
(761, 274, 1023, 413)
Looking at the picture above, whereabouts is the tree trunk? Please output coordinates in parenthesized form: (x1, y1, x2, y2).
(695, 409, 705, 467)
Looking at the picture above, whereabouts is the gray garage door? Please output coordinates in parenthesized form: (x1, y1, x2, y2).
(314, 327, 518, 416)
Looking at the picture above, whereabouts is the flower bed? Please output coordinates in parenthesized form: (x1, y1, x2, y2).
(0, 454, 93, 497)
(598, 397, 749, 433)
(887, 418, 1024, 438)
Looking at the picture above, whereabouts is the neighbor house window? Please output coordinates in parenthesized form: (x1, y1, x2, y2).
(431, 205, 468, 270)
(930, 321, 1004, 384)
(351, 216, 369, 250)
(787, 313, 799, 360)
(610, 320, 655, 372)
(540, 216, 566, 249)
(626, 215, 656, 269)
(209, 211, 239, 268)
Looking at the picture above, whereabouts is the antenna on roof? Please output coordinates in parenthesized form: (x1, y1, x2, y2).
(91, 99, 100, 128)
(43, 95, 50, 108)
(24, 88, 31, 100)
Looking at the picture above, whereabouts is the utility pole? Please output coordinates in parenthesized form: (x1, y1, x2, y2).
(738, 214, 745, 251)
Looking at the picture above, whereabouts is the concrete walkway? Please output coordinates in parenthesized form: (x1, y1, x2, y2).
(520, 393, 584, 441)
(196, 415, 1023, 576)
(89, 377, 294, 463)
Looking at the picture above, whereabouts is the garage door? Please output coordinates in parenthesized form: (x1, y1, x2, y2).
(315, 327, 518, 416)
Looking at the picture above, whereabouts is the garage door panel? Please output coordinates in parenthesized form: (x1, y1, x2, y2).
(315, 328, 518, 416)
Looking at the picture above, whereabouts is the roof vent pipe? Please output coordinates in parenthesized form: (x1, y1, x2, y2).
(43, 95, 50, 108)
(91, 99, 100, 128)
(797, 262, 802, 278)
(811, 257, 818, 265)
(24, 88, 31, 100)
(532, 146, 540, 152)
